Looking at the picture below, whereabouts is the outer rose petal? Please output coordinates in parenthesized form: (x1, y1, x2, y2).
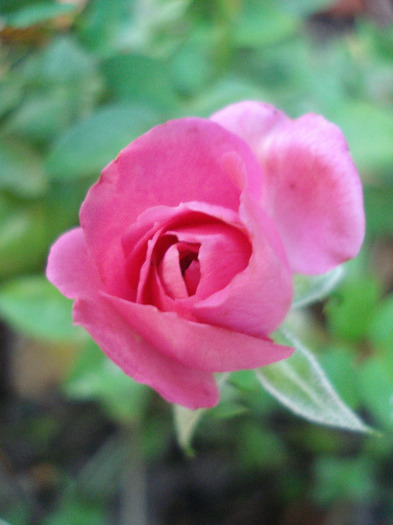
(105, 294, 294, 373)
(73, 297, 219, 409)
(46, 218, 293, 406)
(80, 118, 263, 295)
(46, 226, 218, 408)
(46, 228, 101, 299)
(212, 102, 365, 274)
(211, 100, 288, 152)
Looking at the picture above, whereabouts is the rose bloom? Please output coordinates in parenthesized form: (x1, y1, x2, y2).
(47, 101, 365, 409)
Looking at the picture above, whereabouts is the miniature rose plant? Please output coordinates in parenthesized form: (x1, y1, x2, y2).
(47, 101, 365, 409)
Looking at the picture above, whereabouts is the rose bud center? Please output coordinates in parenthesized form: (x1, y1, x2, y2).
(158, 241, 201, 299)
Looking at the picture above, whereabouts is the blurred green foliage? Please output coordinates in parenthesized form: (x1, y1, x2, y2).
(1, 0, 393, 523)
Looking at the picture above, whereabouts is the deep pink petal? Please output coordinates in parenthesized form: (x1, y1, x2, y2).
(46, 228, 101, 299)
(73, 296, 219, 409)
(150, 264, 196, 321)
(80, 118, 263, 292)
(192, 196, 293, 337)
(105, 294, 294, 373)
(184, 260, 200, 296)
(122, 202, 250, 309)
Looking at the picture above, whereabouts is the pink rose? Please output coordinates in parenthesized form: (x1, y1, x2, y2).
(47, 101, 365, 409)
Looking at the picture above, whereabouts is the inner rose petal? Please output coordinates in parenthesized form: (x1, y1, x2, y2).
(184, 260, 201, 296)
(122, 204, 254, 318)
(167, 223, 252, 300)
(158, 242, 201, 299)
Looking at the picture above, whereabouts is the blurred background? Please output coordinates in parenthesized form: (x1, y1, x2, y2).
(0, 0, 393, 523)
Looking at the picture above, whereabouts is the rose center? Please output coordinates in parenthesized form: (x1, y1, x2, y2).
(158, 241, 201, 299)
(178, 245, 201, 296)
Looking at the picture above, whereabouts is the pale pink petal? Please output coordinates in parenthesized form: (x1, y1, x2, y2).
(211, 100, 288, 153)
(259, 114, 365, 274)
(212, 102, 365, 274)
(105, 294, 294, 372)
(193, 197, 293, 337)
(80, 119, 263, 292)
(46, 228, 101, 299)
(73, 296, 219, 409)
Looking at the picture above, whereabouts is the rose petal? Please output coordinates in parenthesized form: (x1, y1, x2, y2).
(80, 118, 263, 292)
(122, 202, 250, 309)
(46, 228, 101, 299)
(73, 296, 219, 409)
(211, 100, 288, 154)
(184, 260, 200, 296)
(105, 294, 294, 373)
(212, 101, 365, 274)
(165, 222, 252, 299)
(260, 114, 365, 274)
(193, 196, 293, 337)
(158, 243, 189, 299)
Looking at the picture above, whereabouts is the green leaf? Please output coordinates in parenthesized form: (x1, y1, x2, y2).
(331, 101, 393, 179)
(237, 421, 288, 469)
(173, 405, 207, 455)
(325, 277, 382, 343)
(319, 344, 361, 410)
(256, 328, 372, 432)
(233, 0, 297, 48)
(0, 199, 49, 278)
(0, 138, 46, 196)
(292, 266, 345, 309)
(6, 93, 73, 142)
(0, 78, 22, 118)
(314, 456, 376, 504)
(0, 275, 80, 342)
(45, 104, 158, 180)
(64, 341, 150, 423)
(368, 294, 393, 353)
(188, 77, 268, 117)
(78, 0, 136, 55)
(364, 185, 393, 237)
(43, 498, 106, 525)
(101, 54, 177, 112)
(357, 357, 393, 431)
(278, 0, 333, 16)
(3, 2, 77, 28)
(173, 373, 229, 452)
(39, 37, 98, 85)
